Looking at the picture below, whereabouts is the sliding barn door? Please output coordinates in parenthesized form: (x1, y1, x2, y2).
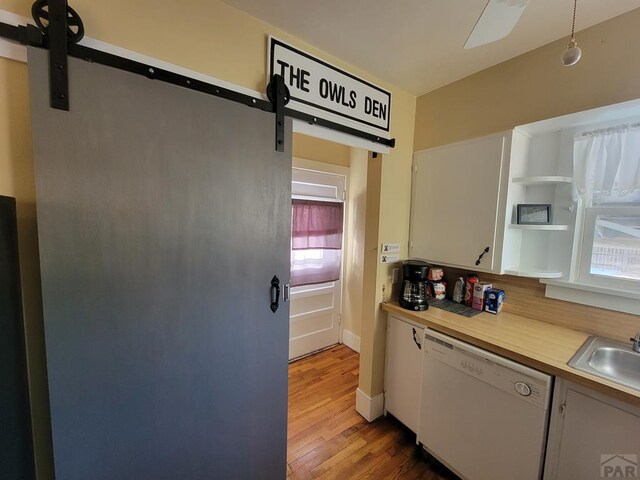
(28, 47, 291, 480)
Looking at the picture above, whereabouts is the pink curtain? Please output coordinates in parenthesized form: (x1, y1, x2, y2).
(291, 200, 344, 287)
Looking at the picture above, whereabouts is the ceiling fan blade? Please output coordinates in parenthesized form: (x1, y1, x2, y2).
(465, 0, 531, 49)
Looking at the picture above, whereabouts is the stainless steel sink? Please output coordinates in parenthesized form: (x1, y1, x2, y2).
(568, 336, 640, 391)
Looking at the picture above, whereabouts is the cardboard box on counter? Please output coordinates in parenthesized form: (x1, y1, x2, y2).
(472, 282, 492, 310)
(485, 289, 505, 314)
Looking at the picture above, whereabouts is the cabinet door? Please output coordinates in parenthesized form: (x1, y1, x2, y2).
(545, 380, 640, 480)
(384, 315, 424, 433)
(410, 133, 508, 272)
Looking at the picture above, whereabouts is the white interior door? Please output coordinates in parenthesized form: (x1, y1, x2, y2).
(289, 168, 346, 360)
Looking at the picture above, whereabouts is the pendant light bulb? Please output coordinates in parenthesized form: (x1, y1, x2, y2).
(561, 38, 582, 66)
(561, 0, 582, 67)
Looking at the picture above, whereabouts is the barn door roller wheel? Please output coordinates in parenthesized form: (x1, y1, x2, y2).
(31, 0, 85, 111)
(31, 0, 84, 43)
(267, 74, 290, 152)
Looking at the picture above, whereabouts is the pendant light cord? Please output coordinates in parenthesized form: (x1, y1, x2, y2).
(561, 0, 582, 65)
(570, 0, 577, 40)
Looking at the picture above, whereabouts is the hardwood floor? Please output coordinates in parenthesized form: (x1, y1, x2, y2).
(287, 345, 459, 479)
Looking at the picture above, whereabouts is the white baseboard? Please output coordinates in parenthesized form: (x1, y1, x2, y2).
(341, 329, 360, 353)
(355, 388, 384, 422)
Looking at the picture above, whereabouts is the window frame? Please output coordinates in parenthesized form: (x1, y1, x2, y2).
(577, 205, 640, 291)
(538, 114, 640, 315)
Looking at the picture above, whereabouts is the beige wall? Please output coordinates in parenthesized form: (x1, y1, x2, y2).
(414, 8, 640, 151)
(366, 93, 416, 395)
(358, 152, 383, 395)
(0, 1, 416, 475)
(292, 134, 351, 168)
(342, 148, 367, 338)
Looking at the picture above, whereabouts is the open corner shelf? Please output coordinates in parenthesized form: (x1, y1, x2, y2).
(504, 268, 563, 279)
(511, 176, 572, 186)
(509, 224, 568, 231)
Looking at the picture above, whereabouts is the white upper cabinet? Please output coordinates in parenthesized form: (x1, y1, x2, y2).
(501, 128, 576, 279)
(410, 99, 640, 282)
(410, 132, 511, 273)
(409, 128, 574, 277)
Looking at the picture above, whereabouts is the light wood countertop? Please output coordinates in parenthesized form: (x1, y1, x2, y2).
(382, 301, 640, 407)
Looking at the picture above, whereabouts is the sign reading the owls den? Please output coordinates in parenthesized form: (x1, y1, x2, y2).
(268, 36, 392, 136)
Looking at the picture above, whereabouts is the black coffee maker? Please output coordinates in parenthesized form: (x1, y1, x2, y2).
(399, 260, 430, 311)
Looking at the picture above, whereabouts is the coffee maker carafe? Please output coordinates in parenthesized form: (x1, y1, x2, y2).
(399, 260, 430, 311)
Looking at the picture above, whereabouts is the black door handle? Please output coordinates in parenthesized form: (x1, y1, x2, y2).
(475, 246, 490, 266)
(270, 276, 280, 313)
(412, 328, 422, 350)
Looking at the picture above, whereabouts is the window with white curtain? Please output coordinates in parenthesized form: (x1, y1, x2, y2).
(573, 123, 640, 289)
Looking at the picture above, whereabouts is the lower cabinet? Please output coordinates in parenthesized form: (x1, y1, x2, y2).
(384, 314, 424, 433)
(383, 318, 640, 480)
(544, 379, 640, 480)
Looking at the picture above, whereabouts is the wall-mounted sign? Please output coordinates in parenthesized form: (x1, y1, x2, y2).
(268, 36, 392, 138)
(380, 253, 400, 264)
(381, 243, 400, 254)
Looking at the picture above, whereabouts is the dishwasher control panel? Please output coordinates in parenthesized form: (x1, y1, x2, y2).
(460, 359, 483, 376)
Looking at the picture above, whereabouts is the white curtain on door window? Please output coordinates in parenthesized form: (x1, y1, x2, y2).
(290, 199, 344, 287)
(573, 123, 640, 205)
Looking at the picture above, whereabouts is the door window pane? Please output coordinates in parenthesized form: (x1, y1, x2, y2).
(291, 199, 344, 287)
(291, 249, 342, 287)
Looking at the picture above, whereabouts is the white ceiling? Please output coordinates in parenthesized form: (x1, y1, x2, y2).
(222, 0, 640, 95)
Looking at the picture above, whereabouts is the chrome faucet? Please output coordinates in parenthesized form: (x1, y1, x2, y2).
(631, 333, 640, 353)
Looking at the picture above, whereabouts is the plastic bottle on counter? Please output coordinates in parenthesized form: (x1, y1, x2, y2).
(453, 277, 465, 303)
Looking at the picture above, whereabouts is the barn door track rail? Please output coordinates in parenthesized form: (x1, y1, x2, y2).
(0, 0, 396, 151)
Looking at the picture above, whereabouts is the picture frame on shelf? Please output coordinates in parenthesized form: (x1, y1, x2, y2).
(516, 204, 553, 225)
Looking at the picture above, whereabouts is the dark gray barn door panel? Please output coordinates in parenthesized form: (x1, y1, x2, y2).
(28, 47, 291, 480)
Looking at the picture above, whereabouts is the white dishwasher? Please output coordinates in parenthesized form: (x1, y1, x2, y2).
(418, 328, 552, 480)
